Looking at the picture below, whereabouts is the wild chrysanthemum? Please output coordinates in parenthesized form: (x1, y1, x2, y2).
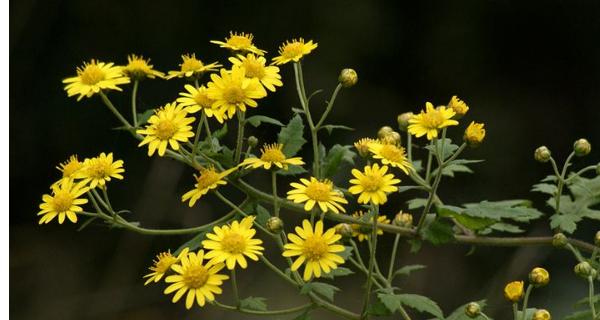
(367, 140, 412, 174)
(38, 179, 89, 224)
(210, 31, 266, 55)
(348, 163, 400, 205)
(464, 121, 486, 147)
(144, 248, 189, 285)
(448, 95, 469, 118)
(164, 250, 229, 309)
(272, 38, 318, 65)
(166, 54, 221, 80)
(176, 85, 225, 122)
(136, 103, 195, 157)
(408, 102, 458, 140)
(287, 177, 348, 213)
(62, 59, 130, 101)
(206, 66, 267, 119)
(74, 152, 125, 189)
(202, 216, 264, 270)
(283, 219, 345, 281)
(240, 143, 304, 170)
(229, 54, 282, 92)
(122, 54, 164, 80)
(354, 138, 377, 158)
(181, 167, 237, 207)
(52, 155, 84, 188)
(351, 211, 391, 242)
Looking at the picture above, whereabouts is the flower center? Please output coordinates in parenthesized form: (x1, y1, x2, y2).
(193, 92, 213, 108)
(80, 64, 105, 85)
(422, 110, 445, 128)
(281, 42, 304, 59)
(304, 181, 332, 202)
(302, 236, 329, 261)
(260, 146, 286, 163)
(155, 119, 178, 140)
(360, 175, 383, 192)
(127, 59, 149, 72)
(228, 35, 252, 48)
(88, 161, 109, 179)
(221, 232, 247, 254)
(53, 191, 73, 212)
(196, 169, 221, 190)
(223, 85, 245, 104)
(181, 58, 203, 72)
(242, 60, 265, 78)
(61, 161, 82, 178)
(379, 144, 405, 162)
(153, 253, 177, 273)
(182, 265, 209, 289)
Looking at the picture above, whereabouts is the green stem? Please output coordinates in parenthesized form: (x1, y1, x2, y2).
(480, 312, 492, 320)
(315, 83, 343, 129)
(406, 133, 413, 161)
(387, 234, 401, 282)
(589, 276, 597, 318)
(99, 91, 132, 128)
(260, 256, 298, 286)
(271, 171, 280, 217)
(361, 206, 379, 319)
(398, 306, 413, 320)
(203, 112, 213, 143)
(213, 300, 311, 316)
(553, 152, 576, 218)
(190, 114, 206, 167)
(424, 140, 434, 183)
(214, 190, 273, 237)
(520, 284, 533, 320)
(231, 268, 240, 307)
(131, 80, 139, 127)
(512, 303, 519, 320)
(567, 165, 597, 181)
(566, 243, 586, 263)
(293, 62, 320, 178)
(234, 111, 246, 163)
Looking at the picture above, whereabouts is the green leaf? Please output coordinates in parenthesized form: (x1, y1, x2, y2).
(293, 308, 312, 320)
(320, 124, 355, 134)
(432, 159, 483, 177)
(408, 239, 422, 253)
(531, 183, 557, 196)
(516, 308, 537, 320)
(422, 219, 455, 245)
(278, 114, 307, 157)
(276, 164, 307, 176)
(254, 205, 271, 227)
(291, 107, 305, 114)
(300, 282, 339, 302)
(397, 294, 444, 319)
(489, 222, 524, 233)
(212, 123, 228, 140)
(437, 205, 496, 231)
(212, 146, 234, 168)
(407, 198, 428, 209)
(412, 160, 423, 172)
(321, 267, 354, 279)
(245, 115, 284, 127)
(462, 200, 543, 223)
(425, 138, 459, 161)
(548, 175, 600, 233)
(239, 296, 268, 311)
(322, 144, 356, 178)
(136, 109, 155, 125)
(549, 214, 580, 234)
(394, 264, 426, 277)
(377, 293, 404, 313)
(446, 300, 489, 320)
(175, 232, 206, 255)
(565, 310, 594, 320)
(338, 246, 353, 260)
(367, 299, 393, 316)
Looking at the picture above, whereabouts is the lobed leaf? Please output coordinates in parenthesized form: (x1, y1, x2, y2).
(278, 114, 307, 157)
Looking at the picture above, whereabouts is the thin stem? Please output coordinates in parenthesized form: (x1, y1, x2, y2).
(512, 303, 519, 320)
(234, 111, 246, 163)
(387, 234, 401, 282)
(214, 191, 273, 237)
(293, 63, 320, 178)
(567, 165, 597, 181)
(99, 91, 132, 128)
(406, 133, 413, 162)
(203, 112, 213, 143)
(350, 240, 366, 267)
(480, 313, 492, 320)
(315, 83, 343, 129)
(131, 80, 139, 127)
(566, 243, 586, 263)
(213, 300, 311, 316)
(520, 284, 533, 320)
(398, 306, 413, 320)
(554, 152, 576, 218)
(424, 140, 434, 183)
(271, 171, 280, 217)
(361, 206, 379, 319)
(190, 114, 206, 167)
(231, 269, 240, 307)
(589, 276, 597, 318)
(259, 256, 298, 286)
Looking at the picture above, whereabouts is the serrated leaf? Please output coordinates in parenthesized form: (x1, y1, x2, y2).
(425, 138, 459, 161)
(412, 160, 423, 172)
(437, 205, 496, 231)
(321, 267, 354, 279)
(432, 159, 483, 177)
(565, 310, 595, 320)
(548, 176, 600, 233)
(407, 198, 428, 209)
(245, 115, 284, 127)
(422, 219, 455, 245)
(212, 123, 228, 140)
(239, 296, 268, 311)
(293, 308, 312, 320)
(367, 299, 393, 316)
(175, 232, 206, 255)
(278, 115, 307, 157)
(276, 164, 307, 176)
(446, 300, 489, 320)
(320, 124, 355, 134)
(395, 264, 426, 277)
(531, 183, 558, 196)
(397, 294, 444, 319)
(462, 200, 543, 223)
(489, 222, 524, 233)
(408, 239, 422, 253)
(549, 214, 580, 233)
(136, 109, 155, 125)
(211, 146, 234, 168)
(338, 246, 353, 260)
(300, 282, 339, 302)
(254, 205, 271, 227)
(291, 107, 305, 114)
(322, 144, 356, 178)
(377, 293, 404, 313)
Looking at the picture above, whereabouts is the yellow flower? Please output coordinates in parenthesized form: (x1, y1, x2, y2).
(529, 267, 550, 287)
(408, 102, 459, 140)
(367, 140, 412, 174)
(74, 152, 125, 189)
(272, 38, 318, 65)
(464, 121, 486, 148)
(202, 216, 264, 270)
(210, 31, 266, 55)
(287, 177, 348, 213)
(176, 85, 226, 123)
(166, 54, 221, 80)
(122, 54, 164, 80)
(354, 138, 377, 158)
(62, 59, 130, 101)
(532, 309, 551, 320)
(206, 66, 267, 119)
(143, 248, 189, 285)
(38, 179, 89, 224)
(229, 54, 283, 92)
(52, 155, 84, 188)
(348, 163, 400, 205)
(351, 211, 391, 242)
(136, 103, 195, 157)
(164, 250, 228, 309)
(240, 143, 304, 170)
(504, 281, 524, 302)
(283, 219, 345, 281)
(181, 167, 237, 207)
(448, 95, 469, 118)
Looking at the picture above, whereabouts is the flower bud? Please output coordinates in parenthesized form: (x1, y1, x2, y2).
(354, 138, 375, 158)
(338, 68, 358, 88)
(463, 121, 486, 148)
(380, 131, 402, 146)
(377, 126, 394, 140)
(266, 216, 283, 233)
(504, 281, 524, 302)
(573, 138, 591, 157)
(574, 261, 596, 278)
(248, 136, 258, 148)
(397, 112, 414, 132)
(595, 230, 600, 247)
(529, 267, 550, 287)
(393, 212, 413, 228)
(464, 302, 481, 318)
(534, 146, 551, 163)
(596, 163, 600, 175)
(552, 233, 568, 248)
(335, 223, 354, 239)
(448, 95, 469, 119)
(532, 309, 551, 320)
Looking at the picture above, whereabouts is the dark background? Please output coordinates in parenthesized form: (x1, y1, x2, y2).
(10, 0, 600, 319)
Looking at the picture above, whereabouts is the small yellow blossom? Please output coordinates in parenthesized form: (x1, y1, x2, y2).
(464, 121, 486, 147)
(240, 143, 304, 170)
(448, 95, 469, 118)
(351, 211, 391, 242)
(272, 38, 318, 65)
(348, 163, 400, 205)
(229, 54, 282, 92)
(38, 179, 89, 224)
(210, 31, 266, 55)
(176, 85, 225, 122)
(354, 138, 377, 158)
(52, 155, 84, 188)
(206, 65, 267, 119)
(367, 140, 412, 174)
(532, 309, 551, 320)
(166, 54, 221, 80)
(74, 152, 124, 189)
(122, 54, 164, 80)
(408, 102, 459, 140)
(143, 248, 189, 285)
(181, 167, 237, 207)
(136, 103, 195, 157)
(63, 59, 130, 101)
(287, 177, 348, 213)
(503, 281, 524, 302)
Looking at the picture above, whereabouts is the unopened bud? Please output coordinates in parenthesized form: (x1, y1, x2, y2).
(532, 309, 551, 320)
(448, 95, 469, 119)
(574, 261, 596, 278)
(335, 223, 353, 239)
(463, 121, 486, 148)
(354, 138, 375, 158)
(266, 216, 283, 233)
(595, 231, 600, 247)
(397, 112, 414, 132)
(552, 233, 568, 248)
(248, 136, 258, 148)
(573, 138, 591, 157)
(381, 131, 402, 146)
(338, 68, 358, 88)
(534, 146, 551, 163)
(504, 281, 524, 302)
(393, 212, 413, 228)
(464, 302, 481, 318)
(529, 267, 550, 287)
(377, 126, 394, 140)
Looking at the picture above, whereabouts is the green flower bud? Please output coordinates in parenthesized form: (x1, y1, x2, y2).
(380, 131, 402, 146)
(393, 212, 413, 228)
(532, 309, 551, 320)
(266, 216, 283, 233)
(596, 163, 600, 175)
(464, 302, 481, 318)
(377, 126, 394, 140)
(335, 223, 354, 239)
(338, 68, 358, 88)
(534, 146, 552, 163)
(573, 138, 591, 157)
(595, 230, 600, 247)
(248, 136, 259, 148)
(397, 112, 414, 132)
(552, 233, 568, 248)
(574, 261, 596, 278)
(529, 267, 550, 287)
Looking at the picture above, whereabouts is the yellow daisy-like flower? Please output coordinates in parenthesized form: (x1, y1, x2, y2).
(283, 219, 345, 281)
(463, 121, 486, 148)
(164, 250, 229, 309)
(408, 102, 459, 140)
(447, 95, 469, 118)
(229, 54, 283, 92)
(74, 152, 125, 189)
(272, 38, 318, 65)
(143, 248, 189, 285)
(287, 177, 348, 213)
(240, 143, 304, 170)
(354, 138, 377, 158)
(367, 140, 413, 175)
(206, 66, 267, 119)
(62, 59, 130, 101)
(202, 216, 264, 270)
(166, 54, 221, 80)
(51, 155, 84, 188)
(176, 84, 225, 123)
(210, 31, 266, 55)
(122, 54, 165, 80)
(503, 280, 524, 302)
(136, 103, 195, 157)
(351, 211, 391, 242)
(181, 167, 238, 207)
(348, 163, 400, 205)
(38, 179, 89, 224)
